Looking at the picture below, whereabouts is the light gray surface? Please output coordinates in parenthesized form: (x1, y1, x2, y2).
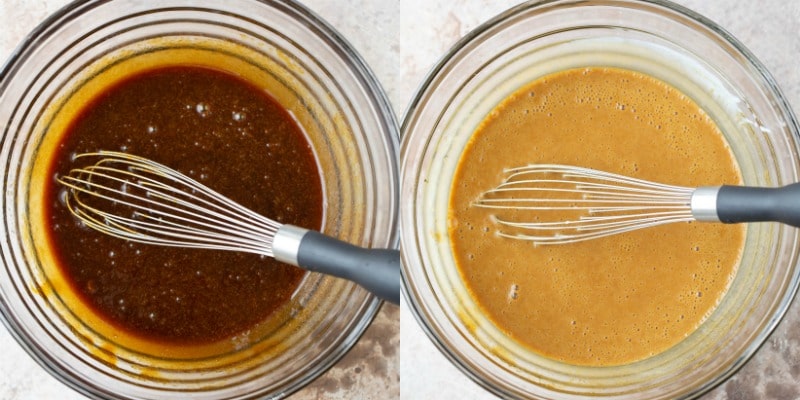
(1, 0, 799, 399)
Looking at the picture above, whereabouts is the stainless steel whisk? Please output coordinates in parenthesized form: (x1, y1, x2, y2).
(475, 164, 800, 245)
(58, 151, 400, 304)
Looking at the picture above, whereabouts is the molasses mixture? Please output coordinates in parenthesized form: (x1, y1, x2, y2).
(45, 66, 323, 345)
(449, 67, 744, 366)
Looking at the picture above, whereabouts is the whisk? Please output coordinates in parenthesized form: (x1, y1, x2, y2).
(57, 151, 399, 304)
(475, 164, 800, 245)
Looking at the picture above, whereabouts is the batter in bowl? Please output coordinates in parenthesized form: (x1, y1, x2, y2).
(43, 66, 322, 348)
(449, 67, 744, 366)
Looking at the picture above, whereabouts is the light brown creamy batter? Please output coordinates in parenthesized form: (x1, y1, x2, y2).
(449, 67, 744, 366)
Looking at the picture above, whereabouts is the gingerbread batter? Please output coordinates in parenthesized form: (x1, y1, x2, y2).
(449, 67, 744, 366)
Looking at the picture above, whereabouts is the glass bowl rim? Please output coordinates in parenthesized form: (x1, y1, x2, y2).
(399, 0, 800, 398)
(0, 0, 400, 398)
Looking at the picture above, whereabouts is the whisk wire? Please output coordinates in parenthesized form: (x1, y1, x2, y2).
(58, 151, 283, 256)
(496, 178, 692, 199)
(61, 168, 275, 240)
(477, 164, 697, 245)
(94, 155, 280, 234)
(505, 164, 693, 192)
(497, 214, 695, 244)
(61, 177, 275, 255)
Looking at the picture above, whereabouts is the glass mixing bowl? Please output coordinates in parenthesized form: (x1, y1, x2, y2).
(400, 0, 800, 398)
(0, 0, 398, 398)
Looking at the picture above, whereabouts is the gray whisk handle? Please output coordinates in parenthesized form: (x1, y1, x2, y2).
(716, 183, 800, 228)
(272, 225, 400, 304)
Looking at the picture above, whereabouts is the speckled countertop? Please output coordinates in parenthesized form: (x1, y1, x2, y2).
(1, 0, 799, 399)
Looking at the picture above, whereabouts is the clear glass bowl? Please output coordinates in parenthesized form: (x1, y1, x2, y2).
(0, 0, 398, 399)
(400, 0, 800, 399)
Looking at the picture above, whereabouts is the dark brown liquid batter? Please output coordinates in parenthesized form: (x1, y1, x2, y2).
(45, 66, 323, 345)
